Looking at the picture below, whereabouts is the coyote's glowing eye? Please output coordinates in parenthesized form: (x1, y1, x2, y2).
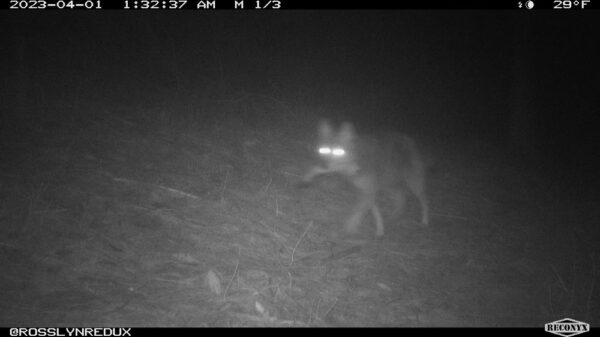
(318, 147, 332, 155)
(332, 148, 345, 156)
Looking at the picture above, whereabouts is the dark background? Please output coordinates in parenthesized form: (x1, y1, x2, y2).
(2, 11, 598, 182)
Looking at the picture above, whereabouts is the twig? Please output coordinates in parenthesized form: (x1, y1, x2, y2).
(223, 248, 240, 300)
(289, 221, 313, 267)
(314, 297, 322, 322)
(323, 298, 338, 319)
(158, 185, 200, 200)
(275, 194, 284, 216)
(110, 174, 200, 200)
(264, 159, 272, 193)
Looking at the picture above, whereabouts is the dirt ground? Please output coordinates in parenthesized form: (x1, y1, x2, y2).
(1, 103, 598, 327)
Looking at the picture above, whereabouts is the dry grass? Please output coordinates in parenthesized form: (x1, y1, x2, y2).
(0, 99, 597, 326)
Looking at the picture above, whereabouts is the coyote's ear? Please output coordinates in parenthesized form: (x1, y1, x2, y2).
(318, 119, 333, 140)
(339, 122, 355, 145)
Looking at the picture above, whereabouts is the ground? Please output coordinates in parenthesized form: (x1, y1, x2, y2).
(1, 101, 597, 327)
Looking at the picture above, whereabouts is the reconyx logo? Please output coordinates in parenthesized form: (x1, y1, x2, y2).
(545, 318, 590, 337)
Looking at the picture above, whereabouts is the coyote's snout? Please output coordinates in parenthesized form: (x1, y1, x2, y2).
(302, 120, 429, 237)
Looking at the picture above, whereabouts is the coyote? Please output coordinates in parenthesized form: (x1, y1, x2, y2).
(301, 120, 429, 237)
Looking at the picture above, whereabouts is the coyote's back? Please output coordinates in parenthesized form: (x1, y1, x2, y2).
(301, 120, 429, 237)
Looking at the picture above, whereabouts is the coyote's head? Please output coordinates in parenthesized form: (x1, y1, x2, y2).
(315, 120, 359, 175)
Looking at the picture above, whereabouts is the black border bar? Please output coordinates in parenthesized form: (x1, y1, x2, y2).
(2, 0, 597, 10)
(1, 327, 556, 335)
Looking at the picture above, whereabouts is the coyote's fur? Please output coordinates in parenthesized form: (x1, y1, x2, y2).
(302, 120, 429, 237)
